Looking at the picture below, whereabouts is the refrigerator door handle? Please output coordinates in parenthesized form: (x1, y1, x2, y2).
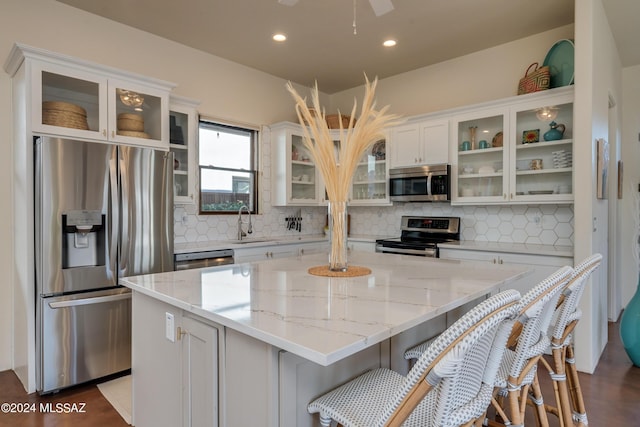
(109, 151, 119, 275)
(118, 148, 130, 273)
(48, 292, 131, 309)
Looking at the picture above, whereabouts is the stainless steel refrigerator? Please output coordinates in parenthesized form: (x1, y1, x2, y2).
(34, 136, 173, 393)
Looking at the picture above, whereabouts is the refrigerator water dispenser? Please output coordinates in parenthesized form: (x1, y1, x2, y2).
(62, 210, 105, 268)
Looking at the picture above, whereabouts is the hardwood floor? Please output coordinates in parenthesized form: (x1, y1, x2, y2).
(1, 321, 639, 426)
(0, 372, 129, 427)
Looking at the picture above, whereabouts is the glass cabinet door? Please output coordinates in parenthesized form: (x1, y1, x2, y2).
(35, 64, 107, 140)
(290, 134, 318, 203)
(454, 110, 508, 203)
(110, 80, 167, 146)
(170, 109, 190, 202)
(351, 139, 390, 204)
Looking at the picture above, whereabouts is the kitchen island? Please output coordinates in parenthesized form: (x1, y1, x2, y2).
(121, 252, 531, 427)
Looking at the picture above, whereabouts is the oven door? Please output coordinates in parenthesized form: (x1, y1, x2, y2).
(375, 241, 438, 257)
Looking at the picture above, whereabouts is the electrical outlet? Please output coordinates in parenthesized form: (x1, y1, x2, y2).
(165, 312, 175, 342)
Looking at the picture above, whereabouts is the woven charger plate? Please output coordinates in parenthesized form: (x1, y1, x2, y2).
(308, 265, 371, 277)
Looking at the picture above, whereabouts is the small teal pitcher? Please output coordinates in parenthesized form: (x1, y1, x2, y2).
(543, 121, 566, 141)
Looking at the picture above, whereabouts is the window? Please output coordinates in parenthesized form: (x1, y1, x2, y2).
(198, 120, 258, 214)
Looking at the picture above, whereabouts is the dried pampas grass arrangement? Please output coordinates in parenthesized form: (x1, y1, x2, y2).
(286, 76, 403, 273)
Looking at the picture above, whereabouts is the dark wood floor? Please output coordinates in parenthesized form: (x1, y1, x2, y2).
(1, 321, 639, 426)
(0, 372, 129, 427)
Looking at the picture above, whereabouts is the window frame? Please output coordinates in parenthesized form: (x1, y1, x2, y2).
(197, 119, 259, 215)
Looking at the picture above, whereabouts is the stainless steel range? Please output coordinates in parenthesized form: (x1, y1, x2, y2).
(375, 216, 460, 257)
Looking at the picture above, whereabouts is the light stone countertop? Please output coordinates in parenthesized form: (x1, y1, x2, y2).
(439, 240, 574, 257)
(174, 234, 393, 254)
(120, 252, 530, 366)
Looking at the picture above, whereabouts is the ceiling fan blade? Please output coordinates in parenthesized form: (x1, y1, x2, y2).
(278, 0, 299, 6)
(369, 0, 394, 16)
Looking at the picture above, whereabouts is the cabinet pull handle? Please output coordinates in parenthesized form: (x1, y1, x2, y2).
(177, 327, 187, 340)
(499, 259, 504, 264)
(510, 193, 514, 199)
(493, 259, 497, 264)
(102, 129, 107, 137)
(503, 193, 507, 199)
(111, 130, 115, 138)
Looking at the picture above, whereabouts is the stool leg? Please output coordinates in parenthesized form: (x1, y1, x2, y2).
(528, 371, 550, 427)
(565, 345, 588, 426)
(319, 413, 333, 427)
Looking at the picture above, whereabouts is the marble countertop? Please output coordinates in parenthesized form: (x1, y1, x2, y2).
(120, 252, 530, 366)
(174, 234, 391, 254)
(439, 240, 574, 257)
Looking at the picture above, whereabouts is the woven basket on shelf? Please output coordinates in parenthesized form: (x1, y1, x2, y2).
(42, 101, 89, 130)
(325, 114, 355, 129)
(117, 130, 150, 139)
(117, 113, 145, 132)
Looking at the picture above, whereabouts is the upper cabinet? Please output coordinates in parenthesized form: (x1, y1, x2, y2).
(452, 88, 574, 205)
(5, 43, 175, 150)
(170, 96, 200, 204)
(271, 122, 391, 206)
(271, 122, 322, 206)
(350, 137, 391, 205)
(390, 119, 449, 168)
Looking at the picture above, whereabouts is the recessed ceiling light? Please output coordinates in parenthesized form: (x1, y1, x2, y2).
(383, 39, 397, 47)
(273, 34, 287, 42)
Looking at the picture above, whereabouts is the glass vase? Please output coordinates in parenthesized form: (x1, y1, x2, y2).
(620, 276, 640, 366)
(328, 201, 348, 272)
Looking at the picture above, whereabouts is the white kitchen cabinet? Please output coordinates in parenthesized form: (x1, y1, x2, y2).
(132, 292, 183, 427)
(6, 43, 173, 150)
(181, 315, 220, 427)
(170, 96, 200, 204)
(132, 292, 221, 427)
(271, 122, 392, 207)
(452, 87, 574, 205)
(347, 240, 376, 253)
(390, 118, 449, 168)
(350, 138, 392, 205)
(234, 241, 326, 263)
(439, 247, 572, 295)
(271, 122, 323, 206)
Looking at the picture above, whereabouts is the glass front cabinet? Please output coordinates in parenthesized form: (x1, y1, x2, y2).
(20, 45, 173, 150)
(271, 123, 321, 206)
(349, 138, 391, 205)
(452, 88, 574, 204)
(170, 96, 200, 204)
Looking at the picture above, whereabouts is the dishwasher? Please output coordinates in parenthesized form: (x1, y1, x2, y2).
(174, 249, 235, 270)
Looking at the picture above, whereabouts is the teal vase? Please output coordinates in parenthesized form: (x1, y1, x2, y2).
(620, 277, 640, 366)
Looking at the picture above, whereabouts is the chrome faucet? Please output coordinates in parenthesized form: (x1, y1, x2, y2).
(237, 204, 253, 240)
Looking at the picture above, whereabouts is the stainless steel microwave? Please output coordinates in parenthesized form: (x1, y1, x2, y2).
(389, 164, 450, 202)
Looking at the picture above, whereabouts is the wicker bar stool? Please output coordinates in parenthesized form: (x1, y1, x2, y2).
(486, 266, 573, 427)
(537, 253, 602, 427)
(405, 267, 572, 427)
(307, 290, 521, 427)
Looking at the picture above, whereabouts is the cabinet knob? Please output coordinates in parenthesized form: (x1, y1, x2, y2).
(503, 193, 507, 199)
(111, 130, 115, 138)
(499, 259, 504, 264)
(102, 129, 107, 137)
(510, 193, 514, 199)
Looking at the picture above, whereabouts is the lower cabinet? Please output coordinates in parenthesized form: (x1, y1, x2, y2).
(439, 248, 573, 295)
(347, 240, 376, 253)
(234, 241, 327, 263)
(132, 292, 221, 427)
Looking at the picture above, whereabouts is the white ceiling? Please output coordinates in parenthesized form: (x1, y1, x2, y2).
(56, 0, 637, 94)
